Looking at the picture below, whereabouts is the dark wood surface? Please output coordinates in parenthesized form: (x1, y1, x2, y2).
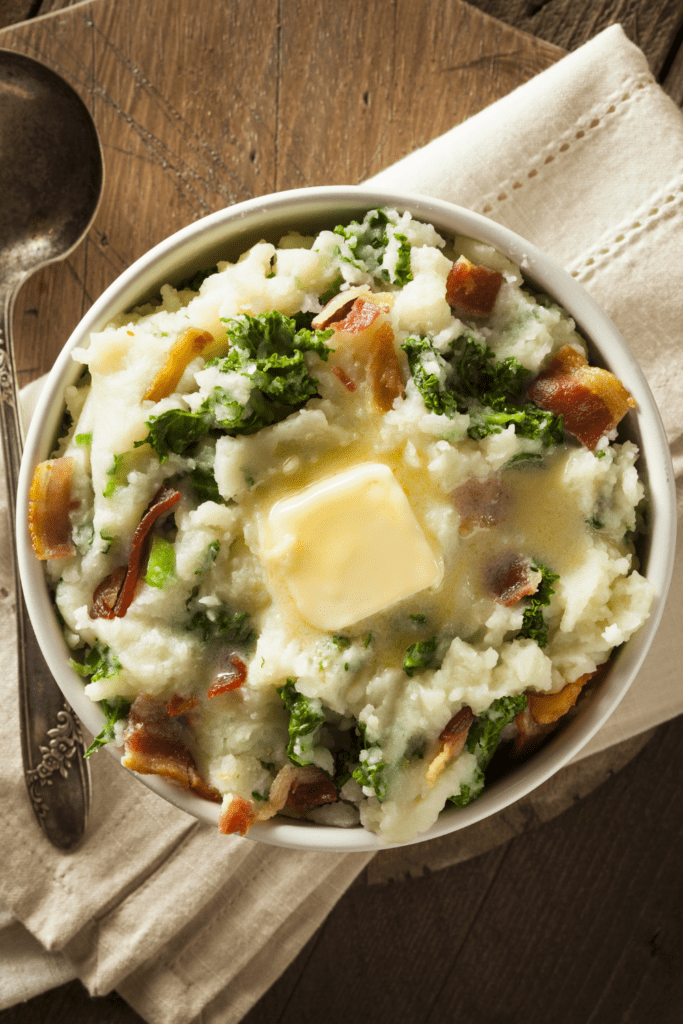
(0, 1, 681, 1022)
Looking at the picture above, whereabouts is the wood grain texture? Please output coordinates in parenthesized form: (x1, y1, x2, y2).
(3, 0, 562, 390)
(0, 0, 79, 32)
(465, 0, 683, 78)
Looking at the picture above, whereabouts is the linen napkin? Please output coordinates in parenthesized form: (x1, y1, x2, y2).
(1, 21, 682, 1024)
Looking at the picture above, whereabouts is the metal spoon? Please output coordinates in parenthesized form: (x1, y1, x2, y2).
(0, 50, 103, 850)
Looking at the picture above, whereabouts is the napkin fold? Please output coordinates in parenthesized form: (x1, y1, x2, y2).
(1, 22, 682, 1024)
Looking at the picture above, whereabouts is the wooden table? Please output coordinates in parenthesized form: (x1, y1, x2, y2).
(1, 2, 682, 1022)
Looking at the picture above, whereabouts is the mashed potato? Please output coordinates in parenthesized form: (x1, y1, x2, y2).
(36, 208, 653, 844)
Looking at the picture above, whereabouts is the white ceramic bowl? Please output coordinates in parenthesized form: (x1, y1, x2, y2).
(17, 186, 677, 852)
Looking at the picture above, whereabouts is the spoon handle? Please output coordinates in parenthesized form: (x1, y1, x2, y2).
(0, 284, 91, 851)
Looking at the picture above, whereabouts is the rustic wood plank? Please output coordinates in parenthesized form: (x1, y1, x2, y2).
(465, 0, 683, 79)
(2, 0, 279, 388)
(0, 0, 79, 32)
(276, 0, 563, 190)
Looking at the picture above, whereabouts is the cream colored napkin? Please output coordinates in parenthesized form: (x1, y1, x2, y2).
(1, 22, 682, 1024)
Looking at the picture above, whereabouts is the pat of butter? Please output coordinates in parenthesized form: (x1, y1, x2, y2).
(262, 463, 443, 630)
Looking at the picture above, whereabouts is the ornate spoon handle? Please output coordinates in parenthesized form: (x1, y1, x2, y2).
(1, 283, 90, 851)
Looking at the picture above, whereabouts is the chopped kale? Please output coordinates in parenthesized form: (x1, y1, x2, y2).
(83, 696, 133, 758)
(403, 636, 442, 676)
(70, 641, 121, 683)
(136, 311, 333, 461)
(144, 536, 176, 589)
(136, 408, 212, 462)
(450, 694, 528, 807)
(351, 723, 388, 800)
(331, 635, 351, 650)
(189, 463, 221, 502)
(517, 563, 559, 648)
(319, 272, 344, 306)
(102, 451, 131, 497)
(195, 539, 220, 575)
(334, 208, 413, 286)
(99, 530, 114, 554)
(185, 605, 254, 646)
(409, 613, 427, 623)
(402, 334, 564, 446)
(277, 678, 326, 769)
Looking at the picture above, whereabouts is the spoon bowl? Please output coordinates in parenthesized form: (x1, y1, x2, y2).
(0, 49, 103, 850)
(0, 49, 103, 284)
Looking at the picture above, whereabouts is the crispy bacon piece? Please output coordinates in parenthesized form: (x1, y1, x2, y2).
(285, 768, 338, 813)
(218, 764, 338, 837)
(485, 552, 541, 606)
(90, 484, 181, 619)
(513, 671, 597, 756)
(28, 457, 77, 560)
(512, 708, 556, 758)
(322, 295, 404, 411)
(312, 287, 392, 330)
(367, 323, 405, 411)
(331, 365, 357, 392)
(333, 296, 384, 335)
(206, 655, 248, 699)
(122, 695, 220, 802)
(527, 671, 595, 725)
(426, 706, 474, 786)
(446, 256, 503, 318)
(452, 476, 508, 535)
(144, 328, 214, 402)
(167, 694, 199, 716)
(218, 794, 256, 836)
(528, 345, 635, 450)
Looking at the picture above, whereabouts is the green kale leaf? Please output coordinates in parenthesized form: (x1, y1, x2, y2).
(449, 693, 528, 807)
(277, 678, 326, 768)
(351, 722, 388, 800)
(84, 696, 132, 758)
(70, 642, 121, 683)
(334, 208, 413, 286)
(403, 636, 442, 676)
(185, 605, 254, 646)
(402, 334, 564, 446)
(137, 311, 333, 461)
(517, 563, 559, 648)
(144, 536, 176, 589)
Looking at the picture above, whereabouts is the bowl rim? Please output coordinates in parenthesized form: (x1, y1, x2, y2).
(17, 185, 678, 852)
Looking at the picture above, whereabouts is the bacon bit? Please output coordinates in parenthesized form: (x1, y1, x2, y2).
(333, 297, 384, 335)
(218, 794, 256, 835)
(167, 694, 199, 716)
(512, 707, 556, 757)
(144, 328, 214, 402)
(452, 476, 508, 535)
(446, 256, 503, 318)
(269, 764, 337, 816)
(528, 345, 635, 450)
(485, 552, 541, 606)
(426, 706, 474, 786)
(331, 365, 357, 392)
(312, 288, 392, 330)
(206, 655, 248, 698)
(122, 695, 221, 802)
(285, 769, 338, 813)
(527, 671, 595, 725)
(90, 484, 181, 619)
(367, 324, 405, 411)
(91, 565, 127, 618)
(28, 457, 77, 560)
